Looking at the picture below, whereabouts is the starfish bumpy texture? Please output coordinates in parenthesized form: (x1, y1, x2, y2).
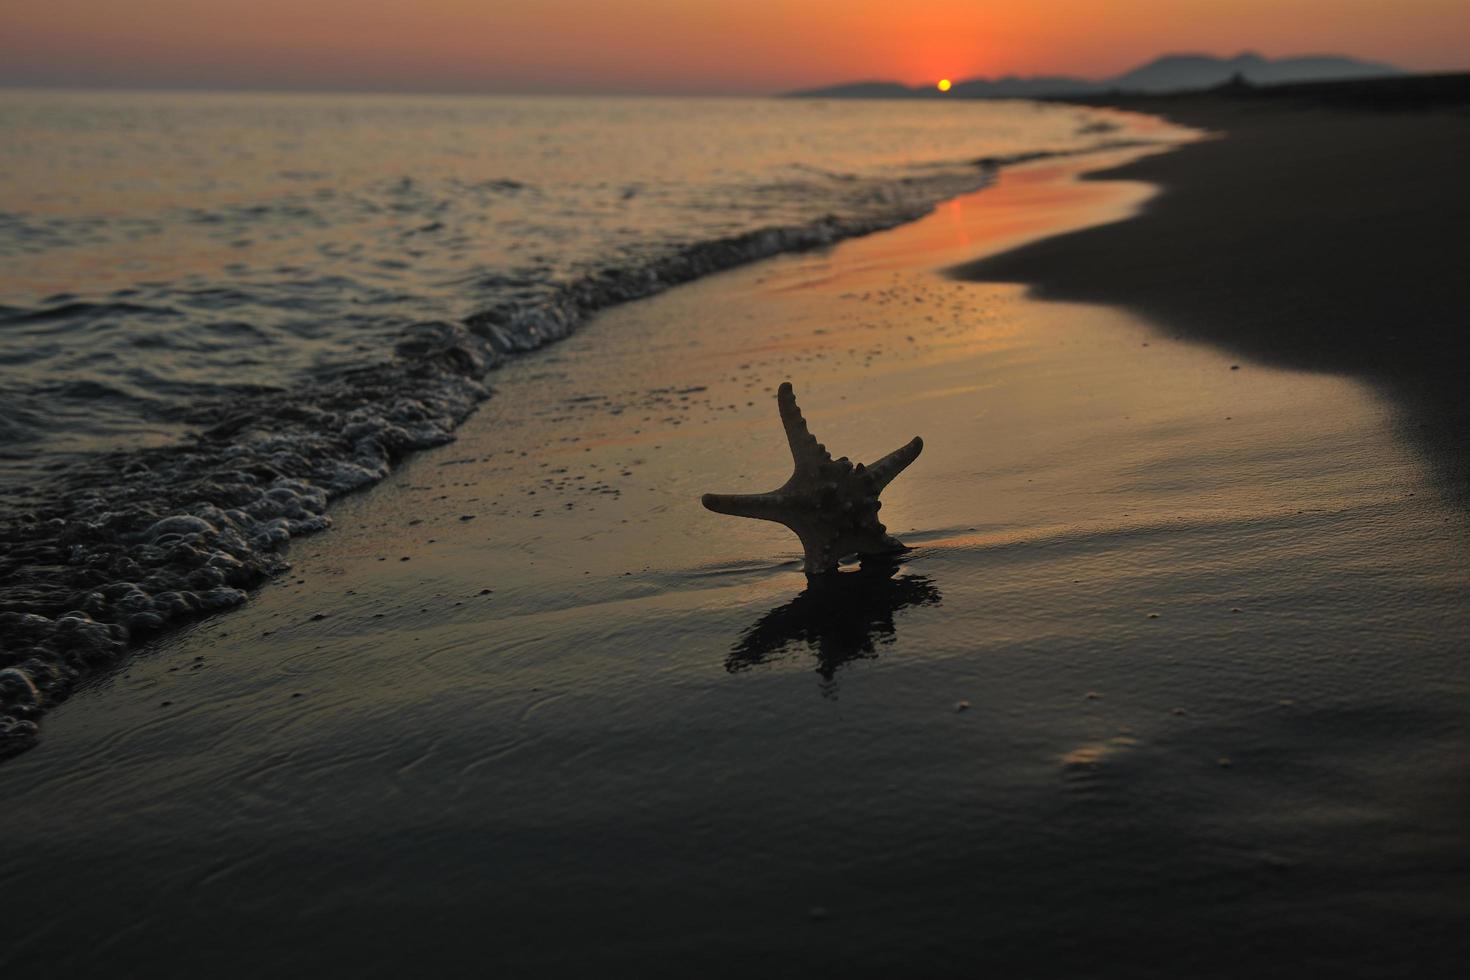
(702, 382, 924, 576)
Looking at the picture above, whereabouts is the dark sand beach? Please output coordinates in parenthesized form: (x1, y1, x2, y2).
(965, 77, 1470, 499)
(2, 87, 1468, 977)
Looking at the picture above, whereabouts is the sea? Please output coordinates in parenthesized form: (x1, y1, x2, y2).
(0, 89, 1171, 746)
(0, 90, 1159, 488)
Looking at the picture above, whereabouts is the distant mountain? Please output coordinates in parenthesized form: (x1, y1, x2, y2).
(786, 52, 1404, 99)
(1111, 52, 1402, 92)
(946, 75, 1105, 99)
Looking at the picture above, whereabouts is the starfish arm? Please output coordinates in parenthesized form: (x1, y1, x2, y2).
(701, 491, 792, 524)
(794, 525, 841, 576)
(864, 436, 924, 492)
(777, 382, 832, 475)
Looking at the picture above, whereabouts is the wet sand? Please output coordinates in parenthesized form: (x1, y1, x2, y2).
(3, 138, 1469, 977)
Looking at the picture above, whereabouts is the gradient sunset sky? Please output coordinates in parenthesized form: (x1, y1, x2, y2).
(3, 0, 1468, 94)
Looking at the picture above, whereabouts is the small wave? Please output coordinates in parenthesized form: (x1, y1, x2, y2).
(0, 300, 181, 327)
(462, 165, 1004, 353)
(973, 137, 1157, 170)
(40, 377, 158, 404)
(463, 177, 530, 193)
(0, 400, 46, 444)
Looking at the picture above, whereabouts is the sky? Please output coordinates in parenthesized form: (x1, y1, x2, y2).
(2, 0, 1468, 95)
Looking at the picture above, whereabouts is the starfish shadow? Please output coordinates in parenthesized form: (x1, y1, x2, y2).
(726, 558, 942, 692)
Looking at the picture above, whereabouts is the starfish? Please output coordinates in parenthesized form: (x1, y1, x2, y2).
(702, 382, 924, 576)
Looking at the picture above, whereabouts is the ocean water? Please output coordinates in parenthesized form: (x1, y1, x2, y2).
(0, 89, 1178, 751)
(0, 90, 1157, 478)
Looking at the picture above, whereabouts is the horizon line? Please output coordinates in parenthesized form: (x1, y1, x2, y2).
(4, 54, 1464, 102)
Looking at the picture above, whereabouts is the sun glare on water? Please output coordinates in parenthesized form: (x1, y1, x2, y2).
(937, 79, 952, 92)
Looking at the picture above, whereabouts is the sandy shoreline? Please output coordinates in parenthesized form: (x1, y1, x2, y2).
(3, 106, 1469, 976)
(963, 88, 1470, 500)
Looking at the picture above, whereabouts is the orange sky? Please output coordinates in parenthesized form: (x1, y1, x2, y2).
(2, 0, 1467, 94)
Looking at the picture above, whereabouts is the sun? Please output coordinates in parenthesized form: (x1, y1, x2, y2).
(937, 78, 952, 92)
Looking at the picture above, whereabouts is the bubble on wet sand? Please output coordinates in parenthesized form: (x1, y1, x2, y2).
(0, 323, 491, 756)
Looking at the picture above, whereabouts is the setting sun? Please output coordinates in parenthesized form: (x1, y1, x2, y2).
(937, 78, 952, 91)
